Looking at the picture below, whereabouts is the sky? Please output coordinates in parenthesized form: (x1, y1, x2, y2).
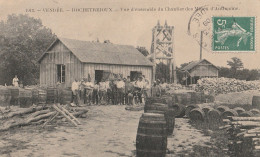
(0, 0, 259, 69)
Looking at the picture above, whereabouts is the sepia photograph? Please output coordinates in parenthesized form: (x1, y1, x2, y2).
(0, 0, 259, 156)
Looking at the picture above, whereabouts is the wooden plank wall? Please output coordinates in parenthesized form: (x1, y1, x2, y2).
(39, 41, 83, 87)
(190, 61, 218, 77)
(83, 64, 153, 85)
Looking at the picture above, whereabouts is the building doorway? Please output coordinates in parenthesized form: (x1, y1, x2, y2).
(130, 71, 142, 81)
(95, 70, 111, 83)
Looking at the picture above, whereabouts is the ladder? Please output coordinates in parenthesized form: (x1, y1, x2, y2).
(43, 103, 81, 127)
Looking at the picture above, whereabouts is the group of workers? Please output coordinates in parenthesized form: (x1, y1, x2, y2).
(71, 75, 162, 106)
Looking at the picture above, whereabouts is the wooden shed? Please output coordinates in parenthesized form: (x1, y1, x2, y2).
(38, 37, 153, 88)
(181, 59, 219, 85)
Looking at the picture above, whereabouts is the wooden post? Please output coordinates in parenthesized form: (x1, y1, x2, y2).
(200, 31, 203, 60)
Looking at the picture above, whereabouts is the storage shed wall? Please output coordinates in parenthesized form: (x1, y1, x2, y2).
(190, 60, 218, 77)
(83, 64, 153, 85)
(39, 41, 83, 87)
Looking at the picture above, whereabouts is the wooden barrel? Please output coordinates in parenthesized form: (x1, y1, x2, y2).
(189, 92, 198, 104)
(222, 109, 238, 119)
(145, 103, 175, 135)
(165, 109, 175, 135)
(233, 107, 245, 115)
(239, 111, 254, 117)
(8, 87, 19, 106)
(194, 92, 203, 104)
(249, 108, 260, 115)
(174, 93, 191, 105)
(29, 88, 39, 105)
(60, 89, 72, 105)
(0, 87, 11, 107)
(145, 97, 166, 106)
(185, 104, 199, 118)
(174, 104, 186, 118)
(38, 89, 47, 104)
(201, 106, 214, 116)
(216, 105, 230, 113)
(208, 109, 222, 123)
(19, 89, 33, 108)
(252, 96, 260, 108)
(189, 108, 205, 122)
(161, 95, 175, 107)
(136, 113, 167, 157)
(46, 87, 58, 104)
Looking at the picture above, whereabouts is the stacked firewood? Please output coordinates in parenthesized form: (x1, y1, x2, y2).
(195, 77, 260, 95)
(0, 105, 88, 132)
(220, 117, 260, 156)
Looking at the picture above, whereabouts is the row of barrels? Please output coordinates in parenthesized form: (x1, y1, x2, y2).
(185, 104, 260, 123)
(0, 86, 72, 107)
(136, 96, 176, 157)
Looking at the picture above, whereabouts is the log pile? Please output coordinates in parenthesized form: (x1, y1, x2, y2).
(196, 77, 260, 95)
(220, 116, 260, 156)
(0, 105, 88, 132)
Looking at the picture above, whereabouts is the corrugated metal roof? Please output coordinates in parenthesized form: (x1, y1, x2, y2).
(39, 37, 153, 66)
(181, 59, 219, 71)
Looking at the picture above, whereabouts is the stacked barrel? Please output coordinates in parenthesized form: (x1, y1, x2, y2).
(8, 86, 19, 106)
(136, 95, 178, 157)
(46, 87, 58, 104)
(0, 86, 11, 107)
(136, 113, 167, 157)
(19, 89, 33, 108)
(145, 96, 175, 136)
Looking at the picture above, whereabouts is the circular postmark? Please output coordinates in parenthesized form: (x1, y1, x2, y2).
(188, 5, 213, 52)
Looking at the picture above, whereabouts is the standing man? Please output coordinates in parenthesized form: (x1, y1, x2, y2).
(71, 79, 80, 106)
(125, 76, 134, 105)
(135, 77, 144, 104)
(151, 81, 162, 97)
(12, 75, 19, 87)
(105, 79, 111, 104)
(99, 79, 107, 105)
(92, 81, 99, 105)
(83, 78, 94, 105)
(116, 78, 125, 105)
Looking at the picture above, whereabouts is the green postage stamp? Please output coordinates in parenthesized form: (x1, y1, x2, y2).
(212, 17, 255, 51)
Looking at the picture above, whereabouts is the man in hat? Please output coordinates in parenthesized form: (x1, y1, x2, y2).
(134, 77, 144, 104)
(125, 76, 134, 105)
(116, 78, 125, 105)
(71, 79, 80, 106)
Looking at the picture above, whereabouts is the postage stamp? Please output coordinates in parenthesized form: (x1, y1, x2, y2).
(212, 17, 255, 51)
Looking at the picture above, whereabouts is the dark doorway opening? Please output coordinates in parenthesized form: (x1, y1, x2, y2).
(95, 70, 111, 83)
(130, 71, 142, 81)
(95, 70, 103, 83)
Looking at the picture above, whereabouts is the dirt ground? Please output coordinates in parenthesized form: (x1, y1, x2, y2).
(0, 105, 212, 157)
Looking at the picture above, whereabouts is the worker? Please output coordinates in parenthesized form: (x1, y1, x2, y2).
(92, 80, 99, 105)
(71, 79, 80, 106)
(151, 81, 161, 97)
(105, 79, 111, 104)
(143, 77, 150, 100)
(12, 75, 19, 87)
(99, 79, 107, 105)
(110, 79, 117, 105)
(116, 78, 125, 105)
(83, 78, 94, 105)
(134, 77, 144, 104)
(125, 76, 134, 105)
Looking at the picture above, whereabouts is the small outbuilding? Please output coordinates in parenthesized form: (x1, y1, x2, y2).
(38, 37, 153, 87)
(181, 59, 219, 85)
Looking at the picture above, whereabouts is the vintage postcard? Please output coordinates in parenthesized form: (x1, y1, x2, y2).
(0, 0, 259, 157)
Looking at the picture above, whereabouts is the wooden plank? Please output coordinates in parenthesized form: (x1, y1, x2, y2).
(230, 117, 260, 121)
(53, 105, 78, 126)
